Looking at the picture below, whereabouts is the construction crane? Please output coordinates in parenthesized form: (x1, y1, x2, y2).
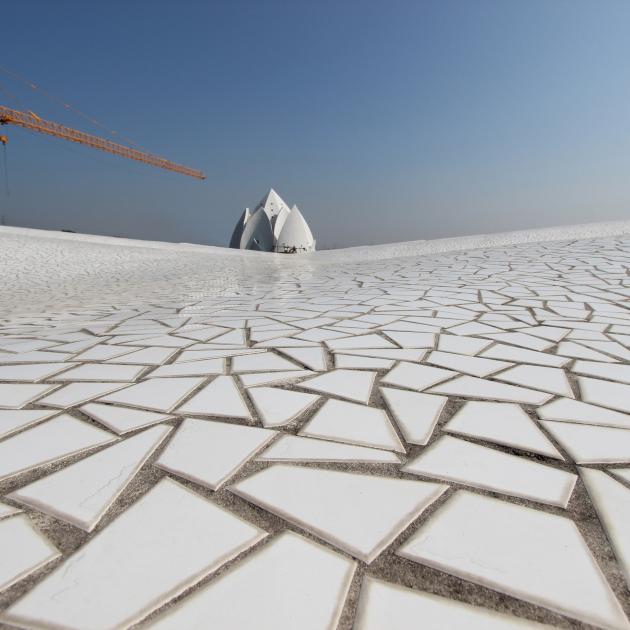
(0, 105, 205, 180)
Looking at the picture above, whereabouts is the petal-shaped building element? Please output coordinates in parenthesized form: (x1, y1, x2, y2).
(255, 189, 291, 223)
(239, 207, 274, 252)
(272, 205, 290, 240)
(229, 208, 251, 249)
(276, 205, 315, 252)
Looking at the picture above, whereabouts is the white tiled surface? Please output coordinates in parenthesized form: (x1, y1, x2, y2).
(2, 227, 630, 628)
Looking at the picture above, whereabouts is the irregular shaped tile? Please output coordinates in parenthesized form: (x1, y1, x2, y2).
(177, 375, 250, 418)
(326, 333, 396, 350)
(231, 351, 300, 373)
(277, 346, 327, 371)
(398, 491, 629, 630)
(579, 377, 630, 413)
(10, 425, 172, 531)
(151, 531, 355, 630)
(445, 401, 562, 458)
(156, 418, 275, 489)
(49, 363, 146, 382)
(495, 365, 574, 398)
(429, 376, 552, 405)
(0, 350, 73, 364)
(381, 361, 456, 391)
(336, 348, 427, 362)
(580, 468, 630, 590)
(231, 464, 446, 562)
(238, 369, 313, 387)
(0, 383, 58, 409)
(0, 515, 60, 591)
(0, 414, 116, 481)
(427, 350, 511, 377)
(258, 434, 400, 463)
(481, 343, 569, 367)
(610, 468, 630, 483)
(3, 478, 266, 629)
(0, 408, 56, 439)
(335, 353, 394, 369)
(0, 363, 72, 382)
(556, 341, 620, 362)
(437, 335, 492, 356)
(355, 577, 543, 630)
(105, 346, 177, 365)
(299, 369, 375, 404)
(100, 377, 203, 412)
(40, 382, 129, 408)
(541, 420, 630, 464)
(301, 398, 404, 452)
(0, 502, 21, 520)
(537, 398, 630, 430)
(80, 403, 172, 434)
(382, 331, 435, 348)
(71, 343, 139, 361)
(403, 436, 574, 506)
(572, 360, 630, 384)
(380, 387, 446, 445)
(146, 358, 224, 378)
(481, 332, 552, 351)
(248, 386, 319, 427)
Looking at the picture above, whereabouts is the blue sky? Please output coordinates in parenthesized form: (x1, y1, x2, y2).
(1, 0, 629, 248)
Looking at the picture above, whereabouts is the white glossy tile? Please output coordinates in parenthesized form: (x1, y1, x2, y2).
(80, 402, 173, 434)
(481, 332, 553, 351)
(238, 370, 313, 387)
(427, 350, 512, 377)
(152, 531, 355, 630)
(556, 341, 619, 362)
(429, 376, 552, 405)
(4, 478, 266, 629)
(382, 331, 436, 348)
(437, 335, 492, 356)
(335, 348, 427, 362)
(403, 436, 574, 506)
(71, 343, 140, 361)
(541, 420, 630, 464)
(0, 362, 72, 382)
(380, 387, 446, 445)
(146, 358, 224, 378)
(100, 377, 203, 412)
(105, 346, 177, 365)
(0, 414, 116, 481)
(156, 418, 275, 489)
(610, 468, 630, 484)
(211, 329, 246, 345)
(10, 424, 172, 531)
(579, 377, 630, 414)
(398, 491, 629, 630)
(121, 334, 194, 348)
(481, 343, 569, 367)
(258, 434, 400, 463)
(572, 360, 630, 384)
(580, 468, 630, 590)
(231, 464, 446, 562)
(0, 383, 58, 409)
(335, 353, 394, 369)
(354, 577, 543, 630)
(277, 346, 327, 371)
(177, 376, 250, 418)
(300, 369, 376, 404)
(495, 365, 574, 398)
(0, 350, 73, 364)
(381, 361, 456, 392)
(0, 515, 60, 591)
(50, 363, 146, 382)
(300, 398, 404, 452)
(231, 351, 300, 373)
(248, 387, 319, 427)
(325, 333, 396, 350)
(40, 382, 129, 408)
(537, 398, 630, 430)
(445, 401, 562, 459)
(0, 408, 56, 439)
(0, 502, 21, 519)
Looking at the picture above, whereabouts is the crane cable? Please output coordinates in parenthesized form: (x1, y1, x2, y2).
(0, 63, 148, 152)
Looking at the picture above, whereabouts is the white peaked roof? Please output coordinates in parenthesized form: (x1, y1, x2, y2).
(230, 189, 315, 253)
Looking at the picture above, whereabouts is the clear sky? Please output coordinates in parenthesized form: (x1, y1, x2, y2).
(1, 0, 629, 248)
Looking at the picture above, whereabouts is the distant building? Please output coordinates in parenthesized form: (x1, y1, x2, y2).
(229, 189, 316, 253)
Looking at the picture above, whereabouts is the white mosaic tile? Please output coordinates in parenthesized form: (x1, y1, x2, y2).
(0, 350, 73, 364)
(429, 375, 552, 405)
(354, 577, 543, 630)
(0, 515, 60, 592)
(231, 464, 446, 562)
(0, 362, 72, 382)
(70, 344, 139, 361)
(10, 424, 172, 531)
(248, 386, 319, 427)
(231, 351, 300, 373)
(556, 341, 619, 362)
(300, 398, 404, 452)
(151, 531, 355, 630)
(80, 402, 172, 434)
(573, 360, 630, 384)
(381, 361, 456, 391)
(146, 358, 225, 378)
(495, 365, 574, 398)
(49, 363, 146, 382)
(398, 491, 629, 630)
(277, 346, 327, 371)
(3, 478, 266, 629)
(238, 370, 314, 387)
(40, 382, 129, 408)
(335, 353, 394, 369)
(0, 409, 56, 439)
(481, 343, 569, 367)
(444, 401, 562, 458)
(382, 331, 436, 348)
(335, 347, 427, 362)
(610, 468, 630, 484)
(299, 369, 376, 404)
(380, 387, 446, 445)
(580, 468, 630, 591)
(326, 333, 397, 350)
(156, 418, 275, 489)
(100, 377, 203, 412)
(537, 397, 630, 430)
(481, 332, 553, 351)
(177, 376, 250, 418)
(579, 377, 630, 414)
(0, 414, 116, 481)
(541, 420, 630, 464)
(0, 383, 58, 409)
(105, 346, 177, 365)
(427, 350, 512, 377)
(0, 502, 21, 520)
(258, 434, 400, 463)
(403, 435, 575, 506)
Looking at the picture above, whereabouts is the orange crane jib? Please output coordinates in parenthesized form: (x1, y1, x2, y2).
(0, 105, 205, 180)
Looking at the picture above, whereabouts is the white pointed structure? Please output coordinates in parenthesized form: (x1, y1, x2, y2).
(229, 189, 316, 253)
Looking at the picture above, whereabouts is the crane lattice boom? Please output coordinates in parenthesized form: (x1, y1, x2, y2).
(0, 105, 205, 180)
